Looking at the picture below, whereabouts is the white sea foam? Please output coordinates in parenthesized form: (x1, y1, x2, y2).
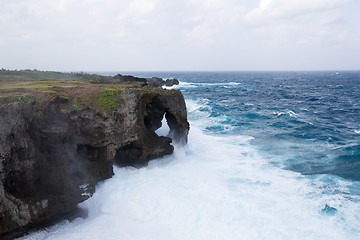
(185, 99, 203, 113)
(185, 99, 236, 133)
(155, 116, 170, 137)
(355, 130, 360, 134)
(162, 85, 175, 90)
(174, 81, 242, 89)
(162, 81, 197, 90)
(177, 81, 197, 88)
(274, 110, 298, 118)
(185, 99, 212, 123)
(18, 124, 360, 240)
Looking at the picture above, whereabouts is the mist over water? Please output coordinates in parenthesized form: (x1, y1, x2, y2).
(20, 72, 360, 240)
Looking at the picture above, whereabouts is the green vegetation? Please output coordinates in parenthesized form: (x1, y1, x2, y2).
(0, 69, 110, 82)
(74, 98, 84, 110)
(99, 89, 123, 109)
(0, 69, 172, 112)
(0, 95, 31, 104)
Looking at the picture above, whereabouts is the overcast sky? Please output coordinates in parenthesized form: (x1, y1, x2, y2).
(0, 0, 359, 71)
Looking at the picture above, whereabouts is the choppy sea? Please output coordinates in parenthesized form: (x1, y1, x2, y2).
(20, 71, 360, 240)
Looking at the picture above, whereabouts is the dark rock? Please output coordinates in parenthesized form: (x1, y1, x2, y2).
(321, 204, 337, 216)
(147, 78, 180, 87)
(0, 89, 189, 237)
(165, 78, 179, 87)
(147, 77, 165, 87)
(113, 74, 147, 86)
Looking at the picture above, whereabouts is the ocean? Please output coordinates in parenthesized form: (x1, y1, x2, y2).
(19, 71, 360, 240)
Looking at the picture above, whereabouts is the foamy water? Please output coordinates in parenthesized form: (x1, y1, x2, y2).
(18, 126, 360, 240)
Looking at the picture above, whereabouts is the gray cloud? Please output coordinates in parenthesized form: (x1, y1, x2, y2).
(0, 0, 359, 71)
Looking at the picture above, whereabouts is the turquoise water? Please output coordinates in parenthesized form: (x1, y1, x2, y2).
(20, 71, 360, 240)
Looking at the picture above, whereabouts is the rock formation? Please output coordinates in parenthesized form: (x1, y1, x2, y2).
(146, 77, 180, 87)
(0, 88, 189, 238)
(93, 74, 179, 88)
(165, 78, 180, 86)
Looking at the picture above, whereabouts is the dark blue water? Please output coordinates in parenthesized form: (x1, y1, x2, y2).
(118, 71, 360, 182)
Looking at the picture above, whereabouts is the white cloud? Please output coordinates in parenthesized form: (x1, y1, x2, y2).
(125, 0, 157, 24)
(128, 0, 156, 15)
(246, 0, 351, 20)
(243, 0, 352, 51)
(0, 0, 358, 71)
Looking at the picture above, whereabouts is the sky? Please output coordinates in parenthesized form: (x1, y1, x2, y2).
(0, 0, 359, 71)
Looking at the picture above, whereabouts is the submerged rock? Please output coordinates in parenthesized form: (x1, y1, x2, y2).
(321, 204, 337, 216)
(0, 88, 189, 237)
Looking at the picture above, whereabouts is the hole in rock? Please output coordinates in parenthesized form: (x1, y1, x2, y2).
(143, 100, 164, 132)
(155, 114, 170, 137)
(113, 142, 144, 167)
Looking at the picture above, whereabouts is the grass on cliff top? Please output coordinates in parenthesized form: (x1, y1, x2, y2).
(0, 69, 108, 82)
(0, 69, 170, 111)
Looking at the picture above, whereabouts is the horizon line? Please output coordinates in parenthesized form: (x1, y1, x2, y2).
(2, 69, 360, 73)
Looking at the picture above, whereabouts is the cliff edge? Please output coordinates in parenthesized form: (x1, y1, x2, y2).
(0, 73, 189, 237)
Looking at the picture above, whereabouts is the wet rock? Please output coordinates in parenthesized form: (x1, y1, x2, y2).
(113, 74, 147, 86)
(147, 77, 165, 87)
(321, 204, 337, 216)
(147, 77, 180, 87)
(165, 78, 179, 87)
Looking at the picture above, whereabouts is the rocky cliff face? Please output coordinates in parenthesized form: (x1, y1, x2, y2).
(0, 88, 189, 237)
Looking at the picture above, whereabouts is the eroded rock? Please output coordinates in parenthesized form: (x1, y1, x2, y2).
(146, 77, 180, 87)
(0, 88, 189, 237)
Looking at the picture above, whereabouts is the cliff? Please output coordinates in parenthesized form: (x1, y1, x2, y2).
(0, 74, 189, 237)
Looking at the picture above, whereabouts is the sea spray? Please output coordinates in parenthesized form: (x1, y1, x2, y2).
(18, 125, 360, 240)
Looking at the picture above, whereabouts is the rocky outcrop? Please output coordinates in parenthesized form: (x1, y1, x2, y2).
(112, 74, 179, 88)
(113, 74, 147, 86)
(165, 78, 180, 87)
(147, 77, 180, 87)
(0, 88, 189, 237)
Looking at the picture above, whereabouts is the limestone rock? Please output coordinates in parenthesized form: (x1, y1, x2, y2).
(147, 77, 180, 87)
(0, 88, 189, 237)
(113, 74, 147, 86)
(165, 78, 179, 86)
